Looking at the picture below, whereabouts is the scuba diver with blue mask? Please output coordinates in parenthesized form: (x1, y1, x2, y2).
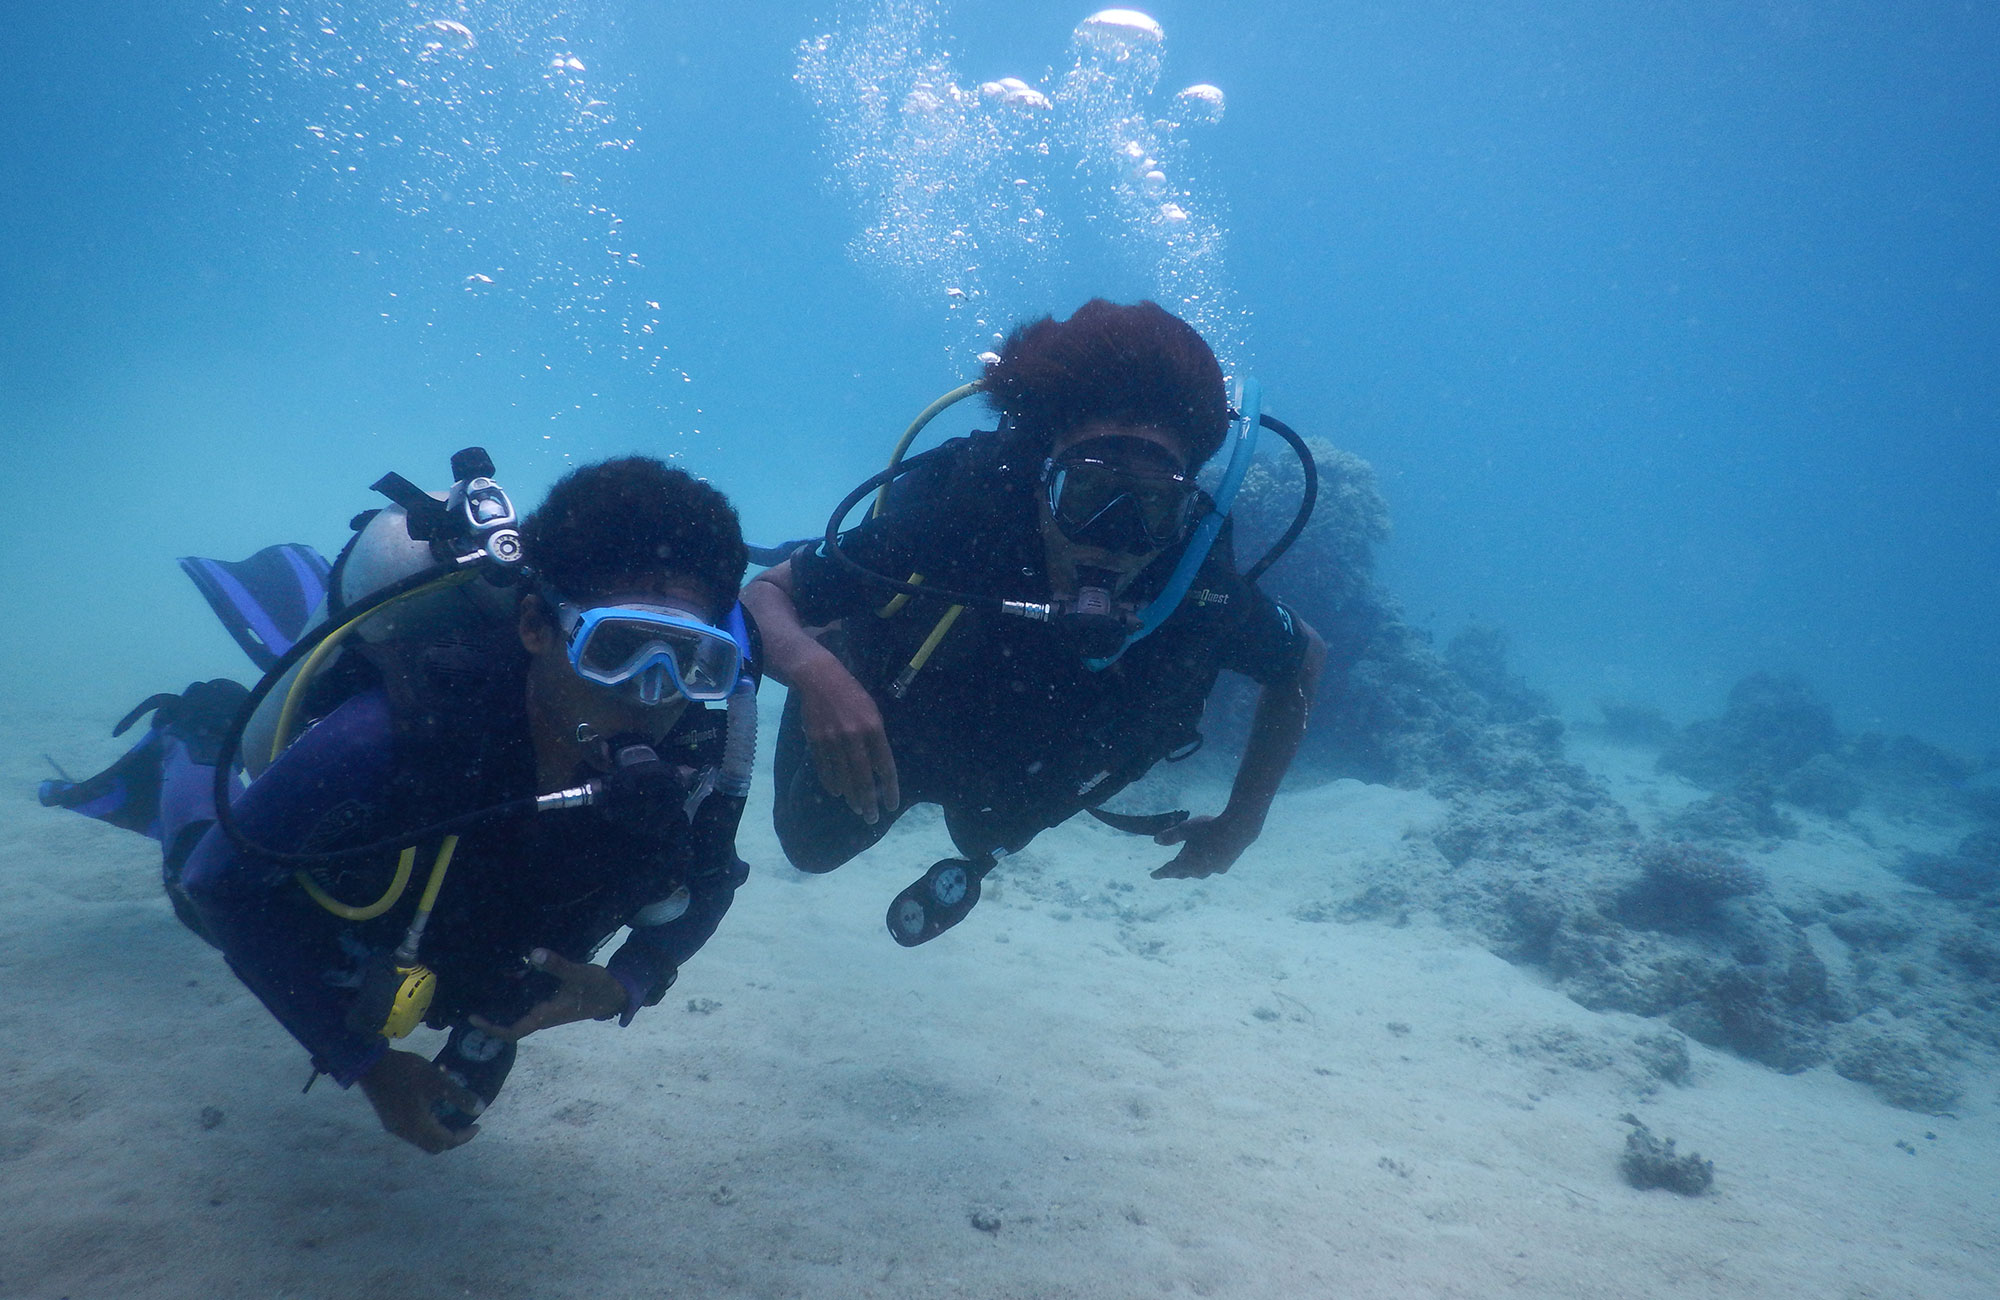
(743, 299, 1329, 947)
(40, 453, 761, 1153)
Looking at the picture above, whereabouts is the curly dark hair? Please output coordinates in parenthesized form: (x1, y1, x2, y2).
(981, 299, 1231, 468)
(521, 456, 746, 613)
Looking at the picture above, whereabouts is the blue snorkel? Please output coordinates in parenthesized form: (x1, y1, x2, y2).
(1083, 377, 1263, 670)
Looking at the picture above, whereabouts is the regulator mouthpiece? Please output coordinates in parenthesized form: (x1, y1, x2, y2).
(1061, 566, 1131, 659)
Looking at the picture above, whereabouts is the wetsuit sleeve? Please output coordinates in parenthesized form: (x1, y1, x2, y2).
(178, 691, 401, 1087)
(1219, 584, 1312, 686)
(602, 856, 745, 1026)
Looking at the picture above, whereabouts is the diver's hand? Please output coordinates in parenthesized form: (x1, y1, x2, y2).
(469, 949, 626, 1042)
(796, 654, 901, 824)
(357, 1048, 484, 1153)
(1151, 813, 1259, 880)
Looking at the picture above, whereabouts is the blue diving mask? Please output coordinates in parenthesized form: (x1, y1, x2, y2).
(547, 590, 745, 706)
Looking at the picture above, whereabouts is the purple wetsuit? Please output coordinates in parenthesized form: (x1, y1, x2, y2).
(177, 685, 747, 1088)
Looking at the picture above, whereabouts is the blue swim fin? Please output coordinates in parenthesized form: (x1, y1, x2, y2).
(177, 543, 331, 672)
(40, 546, 323, 834)
(37, 680, 248, 839)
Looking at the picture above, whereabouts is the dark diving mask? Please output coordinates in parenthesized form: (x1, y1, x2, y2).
(548, 590, 744, 706)
(1041, 446, 1198, 556)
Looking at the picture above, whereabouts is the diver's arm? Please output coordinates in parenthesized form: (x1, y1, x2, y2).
(468, 875, 739, 1040)
(480, 802, 751, 1038)
(599, 856, 741, 1023)
(1153, 616, 1326, 880)
(740, 560, 839, 689)
(742, 562, 901, 822)
(464, 869, 738, 1041)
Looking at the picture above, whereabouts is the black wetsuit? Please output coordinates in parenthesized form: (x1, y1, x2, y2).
(775, 430, 1309, 870)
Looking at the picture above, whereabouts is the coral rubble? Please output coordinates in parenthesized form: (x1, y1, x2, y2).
(1618, 1116, 1714, 1195)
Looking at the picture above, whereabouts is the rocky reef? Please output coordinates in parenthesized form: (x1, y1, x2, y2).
(1659, 673, 1842, 791)
(1226, 437, 2000, 1113)
(1655, 673, 1986, 835)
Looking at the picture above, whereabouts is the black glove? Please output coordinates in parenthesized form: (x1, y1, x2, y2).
(113, 678, 249, 766)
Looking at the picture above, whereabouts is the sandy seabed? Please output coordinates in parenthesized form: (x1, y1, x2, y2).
(2, 691, 1994, 1300)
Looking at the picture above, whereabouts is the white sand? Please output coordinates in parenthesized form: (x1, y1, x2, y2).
(2, 696, 1995, 1299)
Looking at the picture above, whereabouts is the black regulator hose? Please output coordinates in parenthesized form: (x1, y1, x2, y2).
(208, 558, 541, 867)
(820, 448, 999, 609)
(1241, 413, 1319, 587)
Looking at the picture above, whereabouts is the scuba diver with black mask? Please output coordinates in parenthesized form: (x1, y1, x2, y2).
(744, 299, 1327, 947)
(40, 454, 761, 1153)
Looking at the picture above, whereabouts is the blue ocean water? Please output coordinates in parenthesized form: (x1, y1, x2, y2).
(1, 0, 1995, 755)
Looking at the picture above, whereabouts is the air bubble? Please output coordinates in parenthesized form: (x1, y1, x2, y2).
(978, 77, 1053, 111)
(1173, 83, 1225, 124)
(208, 4, 668, 382)
(427, 20, 475, 50)
(798, 2, 1239, 366)
(1076, 10, 1165, 50)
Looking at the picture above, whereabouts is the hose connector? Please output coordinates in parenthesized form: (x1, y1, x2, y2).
(535, 782, 600, 813)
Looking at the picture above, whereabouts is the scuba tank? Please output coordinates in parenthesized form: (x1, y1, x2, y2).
(240, 447, 526, 778)
(214, 446, 531, 1046)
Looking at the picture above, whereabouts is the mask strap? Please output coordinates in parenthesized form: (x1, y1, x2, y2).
(722, 601, 753, 668)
